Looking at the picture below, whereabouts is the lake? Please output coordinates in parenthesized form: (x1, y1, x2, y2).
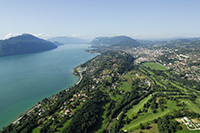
(0, 44, 97, 129)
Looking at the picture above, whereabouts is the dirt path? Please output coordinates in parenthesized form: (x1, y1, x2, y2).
(106, 118, 115, 133)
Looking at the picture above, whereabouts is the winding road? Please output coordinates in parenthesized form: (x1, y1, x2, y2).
(76, 67, 86, 85)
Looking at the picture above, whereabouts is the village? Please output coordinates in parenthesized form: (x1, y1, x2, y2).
(123, 44, 200, 83)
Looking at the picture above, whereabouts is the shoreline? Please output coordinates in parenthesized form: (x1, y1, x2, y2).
(0, 44, 98, 130)
(76, 67, 87, 85)
(6, 66, 86, 130)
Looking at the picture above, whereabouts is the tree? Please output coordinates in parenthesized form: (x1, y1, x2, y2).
(139, 123, 144, 129)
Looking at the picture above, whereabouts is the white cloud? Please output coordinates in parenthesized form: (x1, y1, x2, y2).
(32, 33, 51, 39)
(130, 34, 163, 39)
(96, 35, 113, 38)
(4, 33, 51, 40)
(131, 34, 140, 37)
(71, 34, 85, 38)
(4, 33, 20, 39)
(54, 34, 86, 38)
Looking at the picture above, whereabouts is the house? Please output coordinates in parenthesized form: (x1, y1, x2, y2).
(65, 109, 70, 114)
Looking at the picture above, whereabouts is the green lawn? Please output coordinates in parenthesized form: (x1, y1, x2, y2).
(176, 130, 200, 133)
(139, 67, 163, 87)
(118, 81, 132, 91)
(160, 79, 168, 85)
(139, 67, 148, 74)
(151, 76, 165, 88)
(125, 73, 134, 84)
(124, 110, 170, 131)
(144, 62, 168, 70)
(195, 97, 200, 105)
(32, 127, 41, 133)
(123, 100, 177, 131)
(118, 73, 133, 92)
(55, 118, 72, 133)
(179, 99, 200, 114)
(131, 124, 159, 133)
(143, 68, 154, 75)
(126, 95, 152, 118)
(119, 71, 147, 92)
(169, 81, 188, 93)
(112, 94, 123, 101)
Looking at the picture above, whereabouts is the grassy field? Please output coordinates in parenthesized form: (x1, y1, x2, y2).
(169, 81, 188, 93)
(159, 79, 168, 85)
(141, 68, 159, 83)
(118, 81, 132, 91)
(179, 99, 200, 114)
(126, 65, 200, 133)
(118, 71, 135, 91)
(142, 67, 154, 75)
(144, 62, 168, 70)
(112, 94, 123, 101)
(126, 95, 152, 118)
(195, 97, 200, 105)
(123, 100, 177, 131)
(176, 130, 200, 133)
(32, 127, 41, 133)
(139, 67, 148, 74)
(55, 118, 72, 133)
(130, 124, 159, 133)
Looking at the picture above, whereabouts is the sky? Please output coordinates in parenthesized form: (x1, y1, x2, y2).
(0, 0, 200, 40)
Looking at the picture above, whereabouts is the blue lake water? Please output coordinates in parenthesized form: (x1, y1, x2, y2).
(0, 44, 97, 129)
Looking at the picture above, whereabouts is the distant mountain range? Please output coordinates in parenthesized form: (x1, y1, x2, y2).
(48, 36, 89, 44)
(0, 34, 57, 57)
(1, 34, 199, 58)
(136, 37, 200, 47)
(91, 36, 141, 48)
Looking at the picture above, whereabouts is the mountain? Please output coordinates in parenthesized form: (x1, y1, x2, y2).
(0, 34, 57, 57)
(48, 36, 89, 44)
(91, 36, 141, 48)
(52, 41, 64, 46)
(136, 37, 200, 47)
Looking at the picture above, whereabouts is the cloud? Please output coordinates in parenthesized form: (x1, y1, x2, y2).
(4, 33, 51, 40)
(71, 34, 85, 38)
(32, 33, 51, 39)
(96, 35, 113, 38)
(130, 34, 163, 39)
(4, 33, 20, 39)
(54, 34, 86, 39)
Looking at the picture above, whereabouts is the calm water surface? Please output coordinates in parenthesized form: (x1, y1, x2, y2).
(0, 44, 97, 129)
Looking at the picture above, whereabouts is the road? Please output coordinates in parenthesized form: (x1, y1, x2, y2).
(13, 104, 41, 124)
(181, 118, 200, 131)
(76, 67, 86, 85)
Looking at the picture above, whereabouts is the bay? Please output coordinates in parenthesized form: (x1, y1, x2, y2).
(0, 44, 97, 129)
